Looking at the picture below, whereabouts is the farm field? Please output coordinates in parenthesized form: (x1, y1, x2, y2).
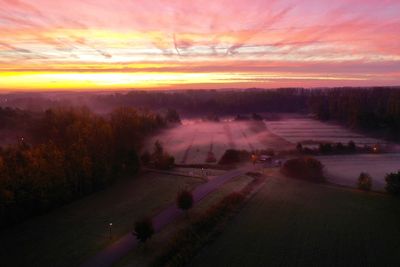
(318, 154, 400, 191)
(266, 116, 384, 146)
(146, 120, 293, 165)
(189, 171, 400, 267)
(147, 115, 393, 166)
(0, 173, 201, 267)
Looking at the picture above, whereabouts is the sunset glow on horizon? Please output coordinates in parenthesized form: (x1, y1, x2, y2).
(1, 0, 399, 91)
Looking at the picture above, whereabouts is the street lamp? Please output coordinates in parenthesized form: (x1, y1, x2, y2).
(109, 222, 113, 239)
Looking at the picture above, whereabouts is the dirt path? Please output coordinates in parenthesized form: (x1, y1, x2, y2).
(81, 168, 248, 267)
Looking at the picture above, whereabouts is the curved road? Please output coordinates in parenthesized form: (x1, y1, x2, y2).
(81, 168, 246, 267)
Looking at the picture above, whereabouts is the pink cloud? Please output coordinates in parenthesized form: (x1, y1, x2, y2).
(0, 0, 399, 88)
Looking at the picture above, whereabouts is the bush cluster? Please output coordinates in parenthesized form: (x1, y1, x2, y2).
(281, 157, 324, 182)
(385, 171, 400, 195)
(218, 149, 250, 165)
(357, 172, 372, 191)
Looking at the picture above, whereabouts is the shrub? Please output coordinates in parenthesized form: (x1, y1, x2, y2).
(357, 172, 372, 191)
(177, 190, 194, 211)
(218, 149, 250, 165)
(132, 218, 154, 243)
(385, 171, 400, 195)
(281, 157, 324, 182)
(296, 143, 303, 153)
(319, 143, 333, 154)
(151, 141, 175, 170)
(154, 153, 175, 170)
(347, 140, 356, 152)
(336, 142, 345, 152)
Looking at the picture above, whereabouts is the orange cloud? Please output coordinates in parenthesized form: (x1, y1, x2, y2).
(0, 0, 399, 90)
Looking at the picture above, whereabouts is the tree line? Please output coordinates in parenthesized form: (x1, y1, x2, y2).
(0, 107, 170, 228)
(2, 88, 399, 141)
(91, 88, 400, 141)
(308, 88, 400, 141)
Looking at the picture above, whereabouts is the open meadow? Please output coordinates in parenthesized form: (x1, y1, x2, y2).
(0, 172, 201, 267)
(190, 171, 400, 267)
(318, 154, 400, 191)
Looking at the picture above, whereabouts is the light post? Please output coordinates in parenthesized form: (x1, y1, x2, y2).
(109, 222, 113, 240)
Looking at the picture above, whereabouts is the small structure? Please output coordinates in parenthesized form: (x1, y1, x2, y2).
(259, 154, 272, 163)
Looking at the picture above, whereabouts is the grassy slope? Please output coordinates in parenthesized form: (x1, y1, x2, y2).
(190, 170, 400, 267)
(0, 172, 201, 267)
(113, 175, 253, 267)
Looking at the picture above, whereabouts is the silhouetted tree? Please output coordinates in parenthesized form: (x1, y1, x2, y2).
(385, 171, 400, 195)
(357, 172, 372, 191)
(133, 218, 154, 243)
(348, 141, 356, 152)
(151, 141, 175, 170)
(165, 109, 181, 124)
(319, 143, 333, 154)
(281, 157, 324, 182)
(336, 142, 345, 152)
(296, 143, 303, 153)
(177, 190, 194, 212)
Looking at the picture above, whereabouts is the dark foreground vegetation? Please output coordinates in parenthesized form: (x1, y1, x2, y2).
(281, 157, 325, 183)
(0, 107, 169, 228)
(190, 173, 400, 267)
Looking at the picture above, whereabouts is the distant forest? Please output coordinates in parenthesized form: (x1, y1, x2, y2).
(2, 87, 398, 140)
(95, 88, 400, 140)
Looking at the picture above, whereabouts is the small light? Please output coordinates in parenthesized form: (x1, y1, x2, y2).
(109, 223, 112, 226)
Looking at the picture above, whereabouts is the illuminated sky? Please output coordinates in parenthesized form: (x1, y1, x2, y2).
(0, 0, 399, 91)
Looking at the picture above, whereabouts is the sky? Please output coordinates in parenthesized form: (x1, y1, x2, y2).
(0, 0, 399, 91)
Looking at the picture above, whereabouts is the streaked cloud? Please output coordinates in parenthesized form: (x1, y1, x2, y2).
(0, 0, 399, 90)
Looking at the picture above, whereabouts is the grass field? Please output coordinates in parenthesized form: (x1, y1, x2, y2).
(0, 172, 201, 267)
(189, 171, 400, 267)
(318, 153, 400, 191)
